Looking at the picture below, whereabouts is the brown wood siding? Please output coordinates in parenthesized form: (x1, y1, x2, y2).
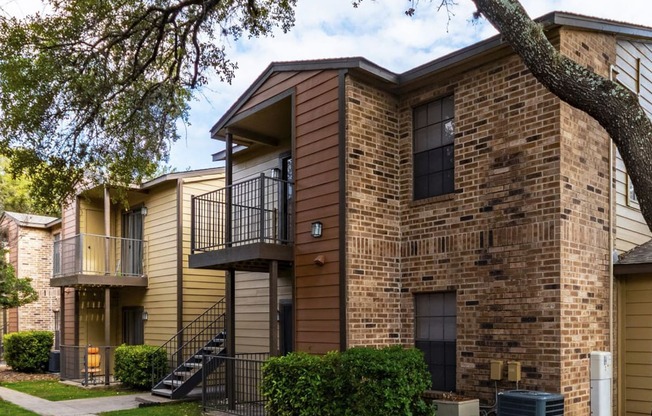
(294, 70, 341, 354)
(238, 71, 321, 115)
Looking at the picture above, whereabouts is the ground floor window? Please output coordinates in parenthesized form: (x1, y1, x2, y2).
(414, 291, 456, 391)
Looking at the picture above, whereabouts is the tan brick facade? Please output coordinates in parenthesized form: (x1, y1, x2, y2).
(0, 214, 60, 336)
(344, 27, 619, 416)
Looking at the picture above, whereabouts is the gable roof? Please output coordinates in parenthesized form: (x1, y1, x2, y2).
(210, 11, 652, 141)
(1, 211, 61, 229)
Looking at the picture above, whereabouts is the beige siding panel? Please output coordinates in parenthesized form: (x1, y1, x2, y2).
(615, 39, 652, 253)
(182, 175, 225, 325)
(234, 272, 292, 354)
(139, 184, 179, 345)
(614, 150, 651, 253)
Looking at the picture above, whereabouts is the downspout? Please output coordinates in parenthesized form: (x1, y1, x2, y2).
(608, 64, 616, 414)
(176, 178, 184, 336)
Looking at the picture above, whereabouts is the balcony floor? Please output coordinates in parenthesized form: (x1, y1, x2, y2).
(50, 274, 148, 288)
(189, 243, 293, 272)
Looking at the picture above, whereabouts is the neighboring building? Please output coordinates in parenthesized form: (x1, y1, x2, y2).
(188, 12, 652, 416)
(51, 168, 225, 385)
(0, 211, 61, 343)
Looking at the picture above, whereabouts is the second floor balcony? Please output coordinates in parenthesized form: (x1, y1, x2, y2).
(189, 173, 294, 272)
(51, 234, 148, 287)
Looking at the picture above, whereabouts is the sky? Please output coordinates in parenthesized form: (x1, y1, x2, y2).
(3, 0, 652, 172)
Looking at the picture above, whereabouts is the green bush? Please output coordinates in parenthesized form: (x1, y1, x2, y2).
(114, 344, 167, 390)
(262, 346, 433, 416)
(3, 331, 53, 373)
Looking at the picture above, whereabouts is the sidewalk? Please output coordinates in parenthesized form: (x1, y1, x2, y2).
(0, 385, 174, 416)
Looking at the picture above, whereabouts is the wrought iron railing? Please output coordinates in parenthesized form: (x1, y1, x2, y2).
(202, 353, 270, 416)
(53, 234, 146, 278)
(60, 345, 117, 385)
(151, 298, 227, 394)
(191, 173, 293, 253)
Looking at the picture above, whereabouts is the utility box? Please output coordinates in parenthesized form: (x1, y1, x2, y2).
(490, 360, 503, 380)
(508, 361, 521, 382)
(590, 351, 612, 416)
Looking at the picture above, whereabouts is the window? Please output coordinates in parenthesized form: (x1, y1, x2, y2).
(413, 96, 455, 200)
(414, 292, 456, 391)
(627, 175, 639, 207)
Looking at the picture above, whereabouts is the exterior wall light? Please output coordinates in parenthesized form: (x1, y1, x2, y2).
(142, 311, 148, 321)
(141, 207, 148, 216)
(311, 221, 323, 238)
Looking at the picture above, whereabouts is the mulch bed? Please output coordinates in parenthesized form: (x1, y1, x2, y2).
(0, 364, 59, 383)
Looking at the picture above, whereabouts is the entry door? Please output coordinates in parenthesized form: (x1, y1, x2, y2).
(122, 307, 144, 345)
(122, 209, 143, 276)
(279, 300, 294, 355)
(280, 155, 293, 243)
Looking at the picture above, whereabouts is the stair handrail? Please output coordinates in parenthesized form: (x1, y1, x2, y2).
(151, 297, 227, 390)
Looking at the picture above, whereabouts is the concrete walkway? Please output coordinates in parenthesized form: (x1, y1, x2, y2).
(0, 385, 175, 415)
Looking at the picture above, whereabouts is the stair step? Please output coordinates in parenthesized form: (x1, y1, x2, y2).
(203, 346, 223, 353)
(163, 379, 184, 387)
(151, 388, 173, 398)
(173, 371, 194, 378)
(185, 362, 203, 369)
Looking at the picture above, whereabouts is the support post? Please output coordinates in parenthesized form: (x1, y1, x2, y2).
(104, 288, 110, 385)
(270, 260, 279, 357)
(226, 268, 236, 410)
(103, 186, 110, 275)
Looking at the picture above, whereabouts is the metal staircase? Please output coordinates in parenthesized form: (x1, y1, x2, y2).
(151, 298, 227, 399)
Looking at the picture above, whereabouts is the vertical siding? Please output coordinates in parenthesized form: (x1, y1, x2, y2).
(615, 39, 652, 253)
(182, 174, 226, 324)
(294, 70, 341, 353)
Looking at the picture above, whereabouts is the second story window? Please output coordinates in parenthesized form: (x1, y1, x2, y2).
(413, 95, 455, 200)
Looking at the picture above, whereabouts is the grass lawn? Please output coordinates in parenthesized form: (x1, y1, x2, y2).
(0, 399, 40, 416)
(0, 380, 139, 401)
(99, 401, 203, 416)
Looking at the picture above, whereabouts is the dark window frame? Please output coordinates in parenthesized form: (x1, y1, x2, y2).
(414, 291, 457, 392)
(412, 95, 455, 200)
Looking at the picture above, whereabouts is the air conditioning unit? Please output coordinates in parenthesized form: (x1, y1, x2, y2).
(497, 390, 564, 416)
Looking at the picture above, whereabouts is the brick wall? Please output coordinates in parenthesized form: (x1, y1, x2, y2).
(0, 217, 59, 335)
(557, 28, 616, 414)
(343, 27, 617, 416)
(15, 225, 60, 333)
(345, 76, 402, 347)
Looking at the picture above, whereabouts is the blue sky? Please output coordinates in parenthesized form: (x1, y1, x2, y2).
(4, 0, 652, 172)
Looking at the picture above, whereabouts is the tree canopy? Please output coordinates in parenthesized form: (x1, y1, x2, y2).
(0, 0, 296, 213)
(1, 0, 651, 231)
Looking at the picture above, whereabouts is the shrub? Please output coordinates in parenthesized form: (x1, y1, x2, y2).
(4, 331, 53, 373)
(114, 344, 167, 390)
(261, 346, 433, 416)
(262, 352, 340, 416)
(338, 346, 433, 416)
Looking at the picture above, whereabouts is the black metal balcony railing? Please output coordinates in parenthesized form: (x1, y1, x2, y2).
(53, 234, 146, 278)
(191, 174, 293, 253)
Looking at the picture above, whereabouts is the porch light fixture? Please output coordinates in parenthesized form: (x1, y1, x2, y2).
(142, 311, 148, 321)
(140, 207, 148, 216)
(311, 221, 323, 238)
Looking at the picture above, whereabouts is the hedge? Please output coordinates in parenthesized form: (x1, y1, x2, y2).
(262, 346, 433, 416)
(113, 344, 167, 390)
(3, 331, 53, 373)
